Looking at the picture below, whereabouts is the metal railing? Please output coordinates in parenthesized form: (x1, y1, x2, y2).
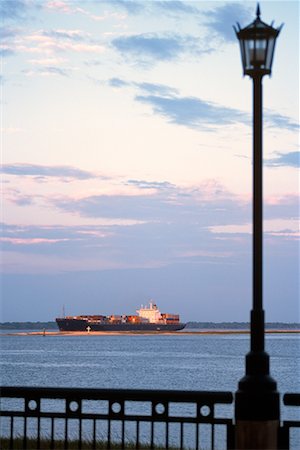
(279, 393, 300, 450)
(2, 386, 300, 449)
(0, 386, 234, 449)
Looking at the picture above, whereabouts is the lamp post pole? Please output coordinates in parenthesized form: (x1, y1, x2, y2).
(252, 72, 264, 356)
(234, 5, 283, 449)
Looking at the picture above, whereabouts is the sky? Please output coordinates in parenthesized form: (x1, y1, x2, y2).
(1, 0, 299, 323)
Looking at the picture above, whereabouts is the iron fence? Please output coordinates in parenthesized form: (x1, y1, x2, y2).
(279, 393, 300, 450)
(2, 387, 300, 449)
(0, 386, 234, 450)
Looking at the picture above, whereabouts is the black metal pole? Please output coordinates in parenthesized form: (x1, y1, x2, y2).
(251, 73, 265, 355)
(235, 73, 279, 424)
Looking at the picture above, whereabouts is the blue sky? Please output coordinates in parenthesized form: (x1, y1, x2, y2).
(1, 0, 299, 322)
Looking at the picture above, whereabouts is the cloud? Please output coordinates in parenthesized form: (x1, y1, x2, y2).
(108, 78, 298, 132)
(111, 33, 206, 65)
(1, 164, 97, 180)
(108, 78, 178, 96)
(265, 111, 299, 132)
(126, 180, 176, 190)
(153, 1, 199, 16)
(1, 223, 107, 256)
(1, 237, 70, 245)
(265, 195, 299, 221)
(41, 29, 90, 41)
(23, 66, 69, 77)
(49, 178, 298, 229)
(112, 33, 182, 60)
(44, 66, 68, 76)
(103, 0, 144, 15)
(24, 30, 106, 54)
(2, 185, 298, 285)
(2, 183, 250, 269)
(0, 47, 15, 57)
(135, 82, 178, 96)
(46, 1, 72, 13)
(51, 181, 247, 225)
(2, 223, 104, 240)
(3, 28, 105, 61)
(0, 27, 20, 39)
(203, 3, 252, 42)
(0, 0, 28, 20)
(108, 78, 247, 130)
(46, 1, 125, 21)
(104, 0, 198, 17)
(135, 93, 248, 130)
(109, 77, 130, 88)
(6, 190, 35, 206)
(265, 151, 300, 168)
(29, 57, 67, 66)
(53, 193, 169, 221)
(0, 27, 21, 57)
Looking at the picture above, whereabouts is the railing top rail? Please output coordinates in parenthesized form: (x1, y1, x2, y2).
(283, 393, 300, 406)
(0, 386, 233, 403)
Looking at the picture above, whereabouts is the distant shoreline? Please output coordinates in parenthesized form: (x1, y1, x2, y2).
(3, 329, 300, 336)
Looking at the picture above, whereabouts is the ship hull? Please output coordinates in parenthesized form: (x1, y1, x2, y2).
(56, 319, 185, 332)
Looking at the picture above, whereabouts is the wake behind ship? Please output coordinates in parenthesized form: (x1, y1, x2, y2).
(56, 302, 185, 332)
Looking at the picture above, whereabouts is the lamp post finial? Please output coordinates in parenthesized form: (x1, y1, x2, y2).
(256, 3, 261, 18)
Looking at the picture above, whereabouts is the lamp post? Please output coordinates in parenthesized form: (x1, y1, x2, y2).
(233, 5, 283, 449)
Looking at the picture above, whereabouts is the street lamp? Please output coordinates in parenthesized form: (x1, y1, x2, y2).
(233, 5, 283, 448)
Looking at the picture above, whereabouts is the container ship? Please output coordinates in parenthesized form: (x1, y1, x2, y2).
(56, 302, 185, 332)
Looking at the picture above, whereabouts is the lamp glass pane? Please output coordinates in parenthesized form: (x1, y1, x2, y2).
(249, 38, 267, 66)
(265, 36, 276, 70)
(244, 39, 252, 70)
(239, 40, 247, 73)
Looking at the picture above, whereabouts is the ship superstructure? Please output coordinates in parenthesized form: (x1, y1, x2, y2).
(56, 302, 185, 332)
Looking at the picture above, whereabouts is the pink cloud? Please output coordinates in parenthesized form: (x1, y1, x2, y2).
(23, 30, 106, 54)
(7, 29, 106, 58)
(46, 1, 118, 22)
(265, 194, 299, 206)
(46, 1, 72, 13)
(1, 237, 70, 245)
(29, 57, 67, 66)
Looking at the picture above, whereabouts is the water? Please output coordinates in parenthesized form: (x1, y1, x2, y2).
(1, 333, 299, 393)
(1, 333, 299, 447)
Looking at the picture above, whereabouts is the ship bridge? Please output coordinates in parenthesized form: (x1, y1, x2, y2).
(136, 301, 162, 323)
